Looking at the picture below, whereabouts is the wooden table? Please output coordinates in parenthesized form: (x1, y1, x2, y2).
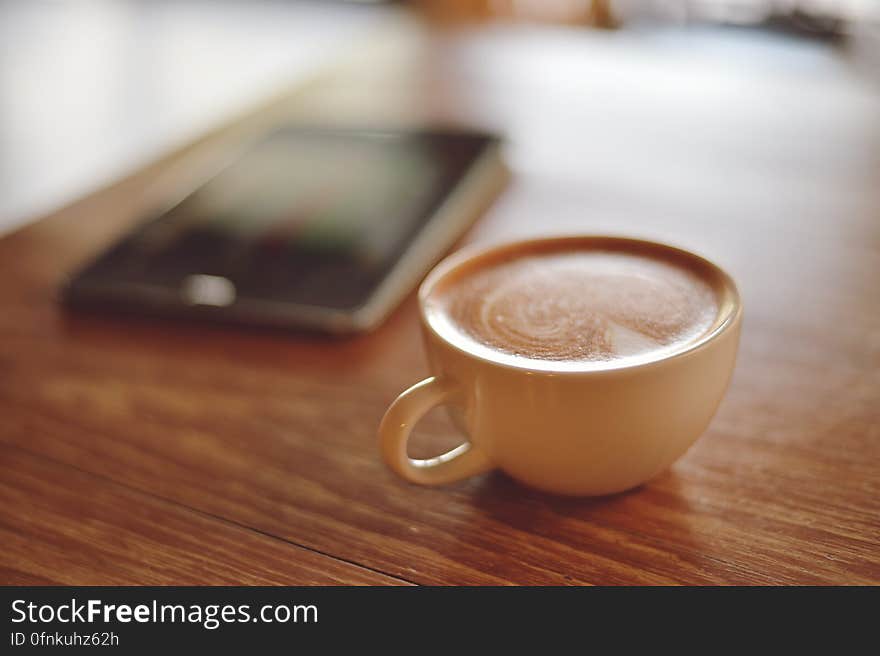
(1, 15, 878, 585)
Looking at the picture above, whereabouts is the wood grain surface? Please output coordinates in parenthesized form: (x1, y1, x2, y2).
(0, 14, 878, 584)
(0, 448, 405, 585)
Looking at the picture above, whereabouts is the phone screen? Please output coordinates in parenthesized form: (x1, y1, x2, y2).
(74, 127, 496, 311)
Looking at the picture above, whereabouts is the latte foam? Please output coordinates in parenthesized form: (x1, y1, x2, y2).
(426, 245, 721, 368)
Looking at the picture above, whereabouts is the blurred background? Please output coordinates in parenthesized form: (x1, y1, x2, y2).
(1, 0, 879, 236)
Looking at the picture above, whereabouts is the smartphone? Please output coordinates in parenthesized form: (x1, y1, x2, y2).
(62, 126, 506, 333)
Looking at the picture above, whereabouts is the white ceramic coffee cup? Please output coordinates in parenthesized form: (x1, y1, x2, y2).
(379, 236, 742, 496)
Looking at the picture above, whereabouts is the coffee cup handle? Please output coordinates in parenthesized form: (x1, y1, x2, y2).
(379, 376, 493, 485)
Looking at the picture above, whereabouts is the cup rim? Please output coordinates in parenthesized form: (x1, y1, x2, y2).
(418, 235, 743, 375)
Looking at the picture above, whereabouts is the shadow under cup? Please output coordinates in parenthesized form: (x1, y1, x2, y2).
(380, 236, 742, 496)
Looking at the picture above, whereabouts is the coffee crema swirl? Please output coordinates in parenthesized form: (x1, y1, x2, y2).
(427, 250, 720, 364)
